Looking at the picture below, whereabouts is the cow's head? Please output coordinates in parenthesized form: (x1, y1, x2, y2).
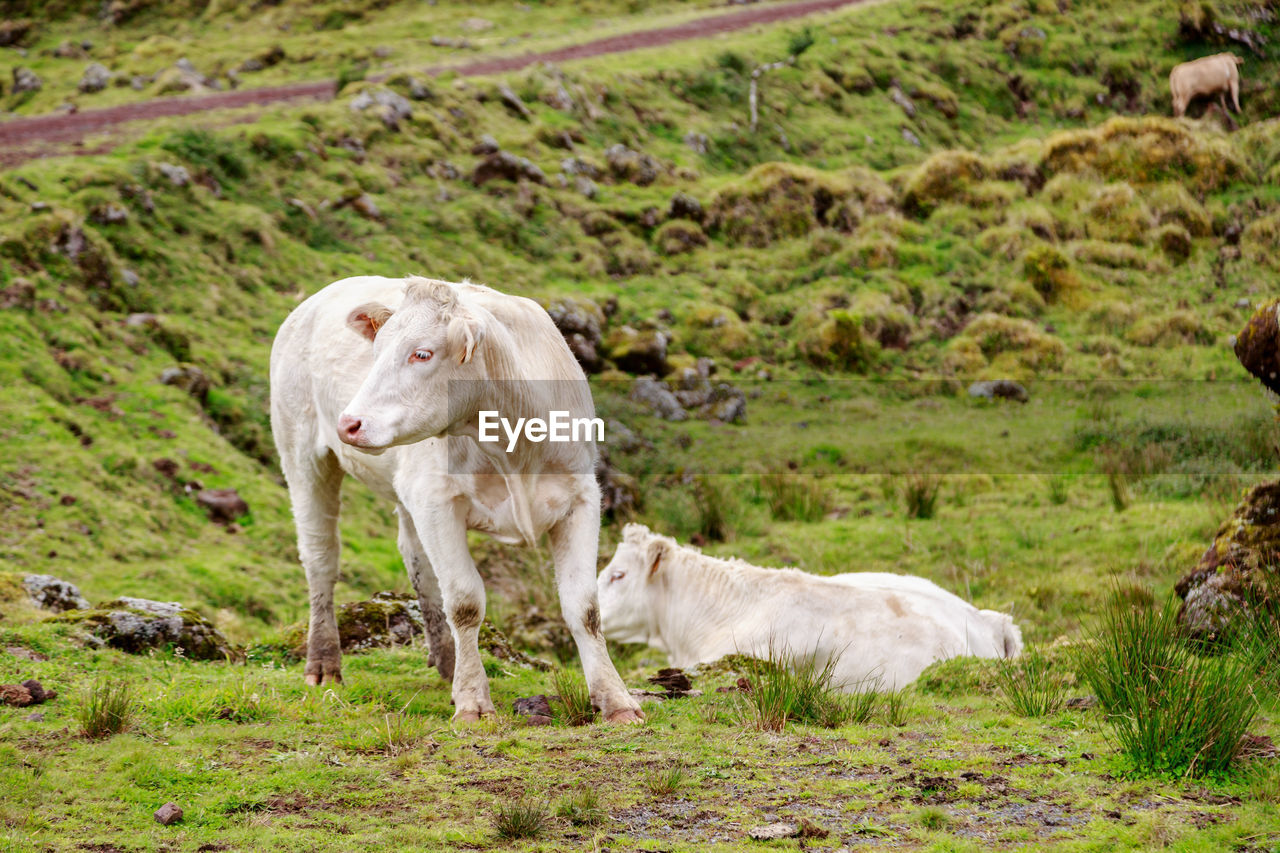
(597, 523, 673, 646)
(338, 279, 487, 450)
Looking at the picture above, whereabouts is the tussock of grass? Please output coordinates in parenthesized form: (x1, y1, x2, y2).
(757, 468, 831, 522)
(551, 668, 595, 726)
(643, 764, 688, 796)
(993, 645, 1067, 717)
(555, 786, 607, 826)
(493, 796, 550, 840)
(902, 474, 942, 520)
(737, 645, 874, 731)
(77, 679, 134, 739)
(1076, 595, 1260, 777)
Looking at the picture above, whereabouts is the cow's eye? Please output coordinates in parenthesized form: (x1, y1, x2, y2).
(409, 349, 433, 363)
(609, 570, 625, 583)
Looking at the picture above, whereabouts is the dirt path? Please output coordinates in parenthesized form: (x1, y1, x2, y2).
(0, 0, 867, 166)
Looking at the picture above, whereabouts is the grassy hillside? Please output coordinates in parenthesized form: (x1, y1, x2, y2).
(4, 0, 1280, 847)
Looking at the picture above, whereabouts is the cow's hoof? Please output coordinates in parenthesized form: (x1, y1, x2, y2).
(451, 709, 493, 724)
(605, 708, 645, 725)
(304, 671, 343, 687)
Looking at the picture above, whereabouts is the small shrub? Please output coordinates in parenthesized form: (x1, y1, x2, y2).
(1076, 595, 1260, 777)
(493, 797, 550, 840)
(552, 668, 595, 726)
(913, 806, 952, 830)
(643, 764, 687, 796)
(78, 679, 134, 739)
(902, 474, 942, 520)
(758, 469, 831, 522)
(881, 687, 911, 727)
(993, 646, 1067, 717)
(556, 786, 607, 826)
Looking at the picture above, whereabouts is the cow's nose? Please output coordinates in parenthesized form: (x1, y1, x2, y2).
(338, 415, 362, 441)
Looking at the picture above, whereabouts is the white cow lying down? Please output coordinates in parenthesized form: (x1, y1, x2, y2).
(598, 524, 1023, 691)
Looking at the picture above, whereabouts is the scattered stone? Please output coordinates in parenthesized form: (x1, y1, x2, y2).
(561, 157, 601, 179)
(889, 84, 916, 117)
(606, 326, 669, 375)
(605, 144, 660, 186)
(0, 19, 32, 48)
(336, 592, 424, 652)
(125, 313, 159, 328)
(22, 574, 90, 612)
(902, 127, 922, 146)
(24, 712, 44, 722)
(156, 163, 190, 187)
(90, 203, 129, 225)
(6, 647, 48, 662)
(967, 380, 1029, 403)
(429, 35, 472, 49)
(512, 694, 554, 725)
(196, 489, 249, 524)
(749, 822, 799, 841)
(408, 77, 433, 101)
(1065, 695, 1098, 710)
(122, 269, 140, 287)
(52, 597, 237, 660)
(667, 192, 703, 223)
(629, 376, 686, 421)
(349, 193, 381, 221)
(605, 419, 649, 454)
(1236, 298, 1253, 309)
(472, 151, 546, 186)
(12, 67, 41, 94)
(159, 364, 210, 401)
(78, 62, 112, 93)
(684, 131, 709, 154)
(470, 134, 500, 156)
(701, 384, 747, 424)
(545, 296, 605, 373)
(498, 83, 533, 118)
(154, 803, 184, 826)
(349, 87, 413, 130)
(461, 16, 494, 31)
(573, 176, 597, 199)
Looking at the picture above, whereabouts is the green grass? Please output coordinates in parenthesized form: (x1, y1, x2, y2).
(993, 645, 1068, 717)
(551, 668, 595, 726)
(493, 795, 551, 841)
(76, 678, 134, 738)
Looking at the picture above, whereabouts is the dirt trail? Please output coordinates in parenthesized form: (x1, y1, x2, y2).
(0, 0, 867, 165)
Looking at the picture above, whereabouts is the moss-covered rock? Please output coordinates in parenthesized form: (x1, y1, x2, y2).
(52, 597, 238, 660)
(1176, 480, 1280, 640)
(605, 325, 669, 375)
(1234, 298, 1280, 395)
(652, 220, 707, 256)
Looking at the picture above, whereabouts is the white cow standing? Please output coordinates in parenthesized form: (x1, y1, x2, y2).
(270, 275, 642, 723)
(598, 524, 1022, 690)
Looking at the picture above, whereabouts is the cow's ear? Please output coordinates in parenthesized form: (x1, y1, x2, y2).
(646, 540, 670, 577)
(347, 303, 394, 342)
(447, 314, 483, 364)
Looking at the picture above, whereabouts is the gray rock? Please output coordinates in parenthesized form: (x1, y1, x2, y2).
(889, 85, 916, 118)
(122, 269, 140, 286)
(968, 380, 1029, 403)
(749, 823, 799, 840)
(1236, 298, 1253, 309)
(574, 176, 597, 199)
(78, 62, 112, 94)
(605, 419, 649, 453)
(470, 134, 500, 155)
(684, 131, 709, 154)
(91, 203, 128, 225)
(12, 67, 41, 94)
(701, 383, 747, 424)
(24, 712, 44, 722)
(55, 598, 236, 660)
(498, 83, 533, 119)
(546, 296, 604, 373)
(668, 192, 703, 223)
(156, 163, 190, 187)
(334, 592, 425, 651)
(22, 574, 90, 612)
(472, 151, 546, 186)
(560, 157, 601, 179)
(159, 364, 210, 402)
(902, 127, 922, 146)
(408, 77, 433, 101)
(349, 87, 413, 130)
(196, 488, 248, 524)
(154, 803, 184, 826)
(630, 376, 687, 421)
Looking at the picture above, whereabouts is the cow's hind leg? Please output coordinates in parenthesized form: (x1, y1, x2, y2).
(1231, 77, 1241, 112)
(396, 506, 454, 682)
(549, 500, 643, 724)
(283, 449, 345, 686)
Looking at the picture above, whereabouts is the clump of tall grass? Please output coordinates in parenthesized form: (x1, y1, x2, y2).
(737, 645, 874, 730)
(902, 474, 942, 519)
(758, 468, 832, 522)
(493, 796, 550, 840)
(555, 785, 607, 826)
(1076, 595, 1260, 777)
(643, 764, 688, 796)
(993, 646, 1068, 717)
(78, 679, 134, 739)
(551, 668, 595, 726)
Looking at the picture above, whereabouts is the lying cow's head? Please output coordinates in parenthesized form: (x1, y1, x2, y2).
(338, 279, 487, 450)
(597, 523, 674, 646)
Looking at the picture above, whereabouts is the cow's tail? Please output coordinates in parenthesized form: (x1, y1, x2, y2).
(1234, 55, 1245, 65)
(980, 610, 1024, 659)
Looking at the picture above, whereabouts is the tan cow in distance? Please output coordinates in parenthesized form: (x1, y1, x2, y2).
(1170, 53, 1243, 117)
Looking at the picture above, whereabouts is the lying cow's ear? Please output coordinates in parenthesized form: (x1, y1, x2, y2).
(347, 303, 394, 342)
(646, 540, 669, 577)
(447, 315, 483, 364)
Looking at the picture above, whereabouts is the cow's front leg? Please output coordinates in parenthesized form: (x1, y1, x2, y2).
(549, 497, 643, 724)
(407, 498, 494, 722)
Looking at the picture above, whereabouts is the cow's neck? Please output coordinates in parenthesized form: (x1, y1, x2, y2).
(655, 553, 757, 666)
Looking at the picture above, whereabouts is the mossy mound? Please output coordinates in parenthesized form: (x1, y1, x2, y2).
(945, 313, 1066, 377)
(1176, 479, 1280, 641)
(1125, 309, 1212, 347)
(707, 162, 894, 247)
(794, 306, 879, 373)
(901, 150, 1023, 218)
(1241, 213, 1280, 270)
(52, 597, 238, 660)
